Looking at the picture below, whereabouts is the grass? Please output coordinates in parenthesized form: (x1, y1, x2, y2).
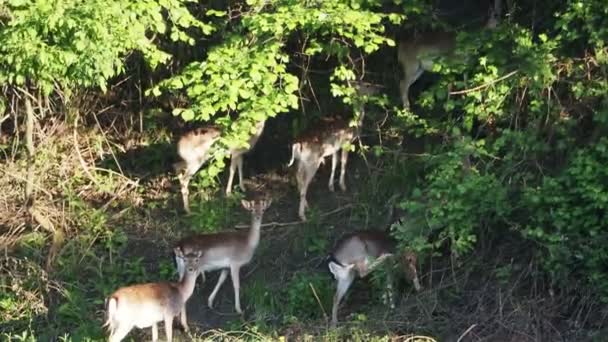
(2, 120, 603, 342)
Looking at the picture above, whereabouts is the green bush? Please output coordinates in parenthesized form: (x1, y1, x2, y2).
(523, 138, 608, 299)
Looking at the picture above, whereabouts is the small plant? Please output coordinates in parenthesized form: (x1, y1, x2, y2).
(188, 194, 242, 233)
(282, 272, 333, 321)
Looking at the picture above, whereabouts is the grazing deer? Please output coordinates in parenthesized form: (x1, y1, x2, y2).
(327, 230, 422, 327)
(397, 0, 502, 108)
(174, 120, 266, 213)
(175, 198, 272, 314)
(104, 248, 202, 342)
(288, 82, 378, 221)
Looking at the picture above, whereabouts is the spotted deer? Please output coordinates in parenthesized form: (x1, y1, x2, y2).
(397, 0, 502, 108)
(327, 230, 422, 328)
(288, 82, 378, 221)
(174, 120, 266, 213)
(174, 198, 272, 314)
(104, 248, 202, 342)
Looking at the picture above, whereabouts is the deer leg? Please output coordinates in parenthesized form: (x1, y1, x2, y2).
(178, 172, 192, 214)
(331, 271, 355, 328)
(298, 161, 319, 221)
(226, 154, 238, 195)
(400, 60, 424, 108)
(339, 148, 349, 191)
(108, 323, 132, 342)
(152, 322, 158, 342)
(180, 306, 189, 333)
(383, 271, 396, 310)
(208, 269, 228, 309)
(230, 265, 243, 314)
(164, 316, 173, 342)
(237, 154, 245, 192)
(328, 152, 338, 192)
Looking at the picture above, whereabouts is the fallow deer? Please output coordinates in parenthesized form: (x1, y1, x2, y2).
(174, 198, 272, 314)
(174, 120, 266, 213)
(104, 248, 202, 342)
(397, 0, 502, 108)
(327, 230, 422, 327)
(288, 82, 378, 221)
(288, 117, 355, 221)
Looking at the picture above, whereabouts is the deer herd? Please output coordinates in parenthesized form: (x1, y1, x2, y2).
(105, 3, 502, 340)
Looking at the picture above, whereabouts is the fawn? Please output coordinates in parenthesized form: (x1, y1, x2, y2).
(104, 248, 202, 342)
(288, 82, 378, 221)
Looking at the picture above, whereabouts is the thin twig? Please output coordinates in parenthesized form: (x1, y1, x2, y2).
(0, 168, 53, 198)
(92, 167, 138, 186)
(449, 70, 518, 95)
(309, 283, 328, 322)
(234, 204, 353, 229)
(73, 116, 101, 187)
(457, 323, 478, 342)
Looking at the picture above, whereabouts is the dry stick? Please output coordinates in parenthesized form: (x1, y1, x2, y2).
(234, 204, 353, 229)
(0, 223, 26, 250)
(457, 323, 478, 342)
(92, 111, 125, 175)
(0, 169, 53, 198)
(73, 116, 101, 187)
(404, 335, 437, 342)
(92, 167, 138, 186)
(309, 283, 328, 322)
(449, 70, 518, 95)
(24, 96, 35, 205)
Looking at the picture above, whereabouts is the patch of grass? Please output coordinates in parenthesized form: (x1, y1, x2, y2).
(187, 193, 243, 234)
(282, 271, 333, 322)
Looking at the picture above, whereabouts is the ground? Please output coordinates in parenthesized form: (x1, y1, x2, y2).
(2, 121, 603, 341)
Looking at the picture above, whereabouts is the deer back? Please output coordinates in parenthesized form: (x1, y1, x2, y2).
(177, 126, 222, 163)
(332, 231, 396, 266)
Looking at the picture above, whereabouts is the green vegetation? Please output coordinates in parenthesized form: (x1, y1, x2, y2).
(1, 0, 607, 341)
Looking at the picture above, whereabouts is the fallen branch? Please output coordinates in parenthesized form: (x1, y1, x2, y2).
(457, 323, 478, 342)
(234, 204, 353, 229)
(449, 70, 518, 95)
(73, 116, 101, 187)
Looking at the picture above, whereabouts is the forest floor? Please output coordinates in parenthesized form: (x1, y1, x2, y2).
(1, 117, 604, 341)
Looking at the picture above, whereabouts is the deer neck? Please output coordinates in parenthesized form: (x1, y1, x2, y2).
(247, 214, 263, 248)
(177, 269, 199, 303)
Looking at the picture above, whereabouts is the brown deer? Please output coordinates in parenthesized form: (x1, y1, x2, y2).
(174, 198, 272, 314)
(174, 120, 266, 213)
(327, 230, 422, 328)
(397, 0, 502, 108)
(104, 248, 202, 342)
(288, 82, 378, 221)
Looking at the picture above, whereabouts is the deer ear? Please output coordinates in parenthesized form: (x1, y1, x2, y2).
(174, 247, 184, 259)
(329, 262, 354, 280)
(328, 262, 342, 279)
(241, 200, 251, 210)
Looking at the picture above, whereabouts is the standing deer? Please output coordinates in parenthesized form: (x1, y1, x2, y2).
(174, 198, 272, 314)
(104, 248, 202, 342)
(288, 82, 378, 221)
(397, 0, 502, 108)
(174, 120, 266, 213)
(327, 230, 422, 328)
